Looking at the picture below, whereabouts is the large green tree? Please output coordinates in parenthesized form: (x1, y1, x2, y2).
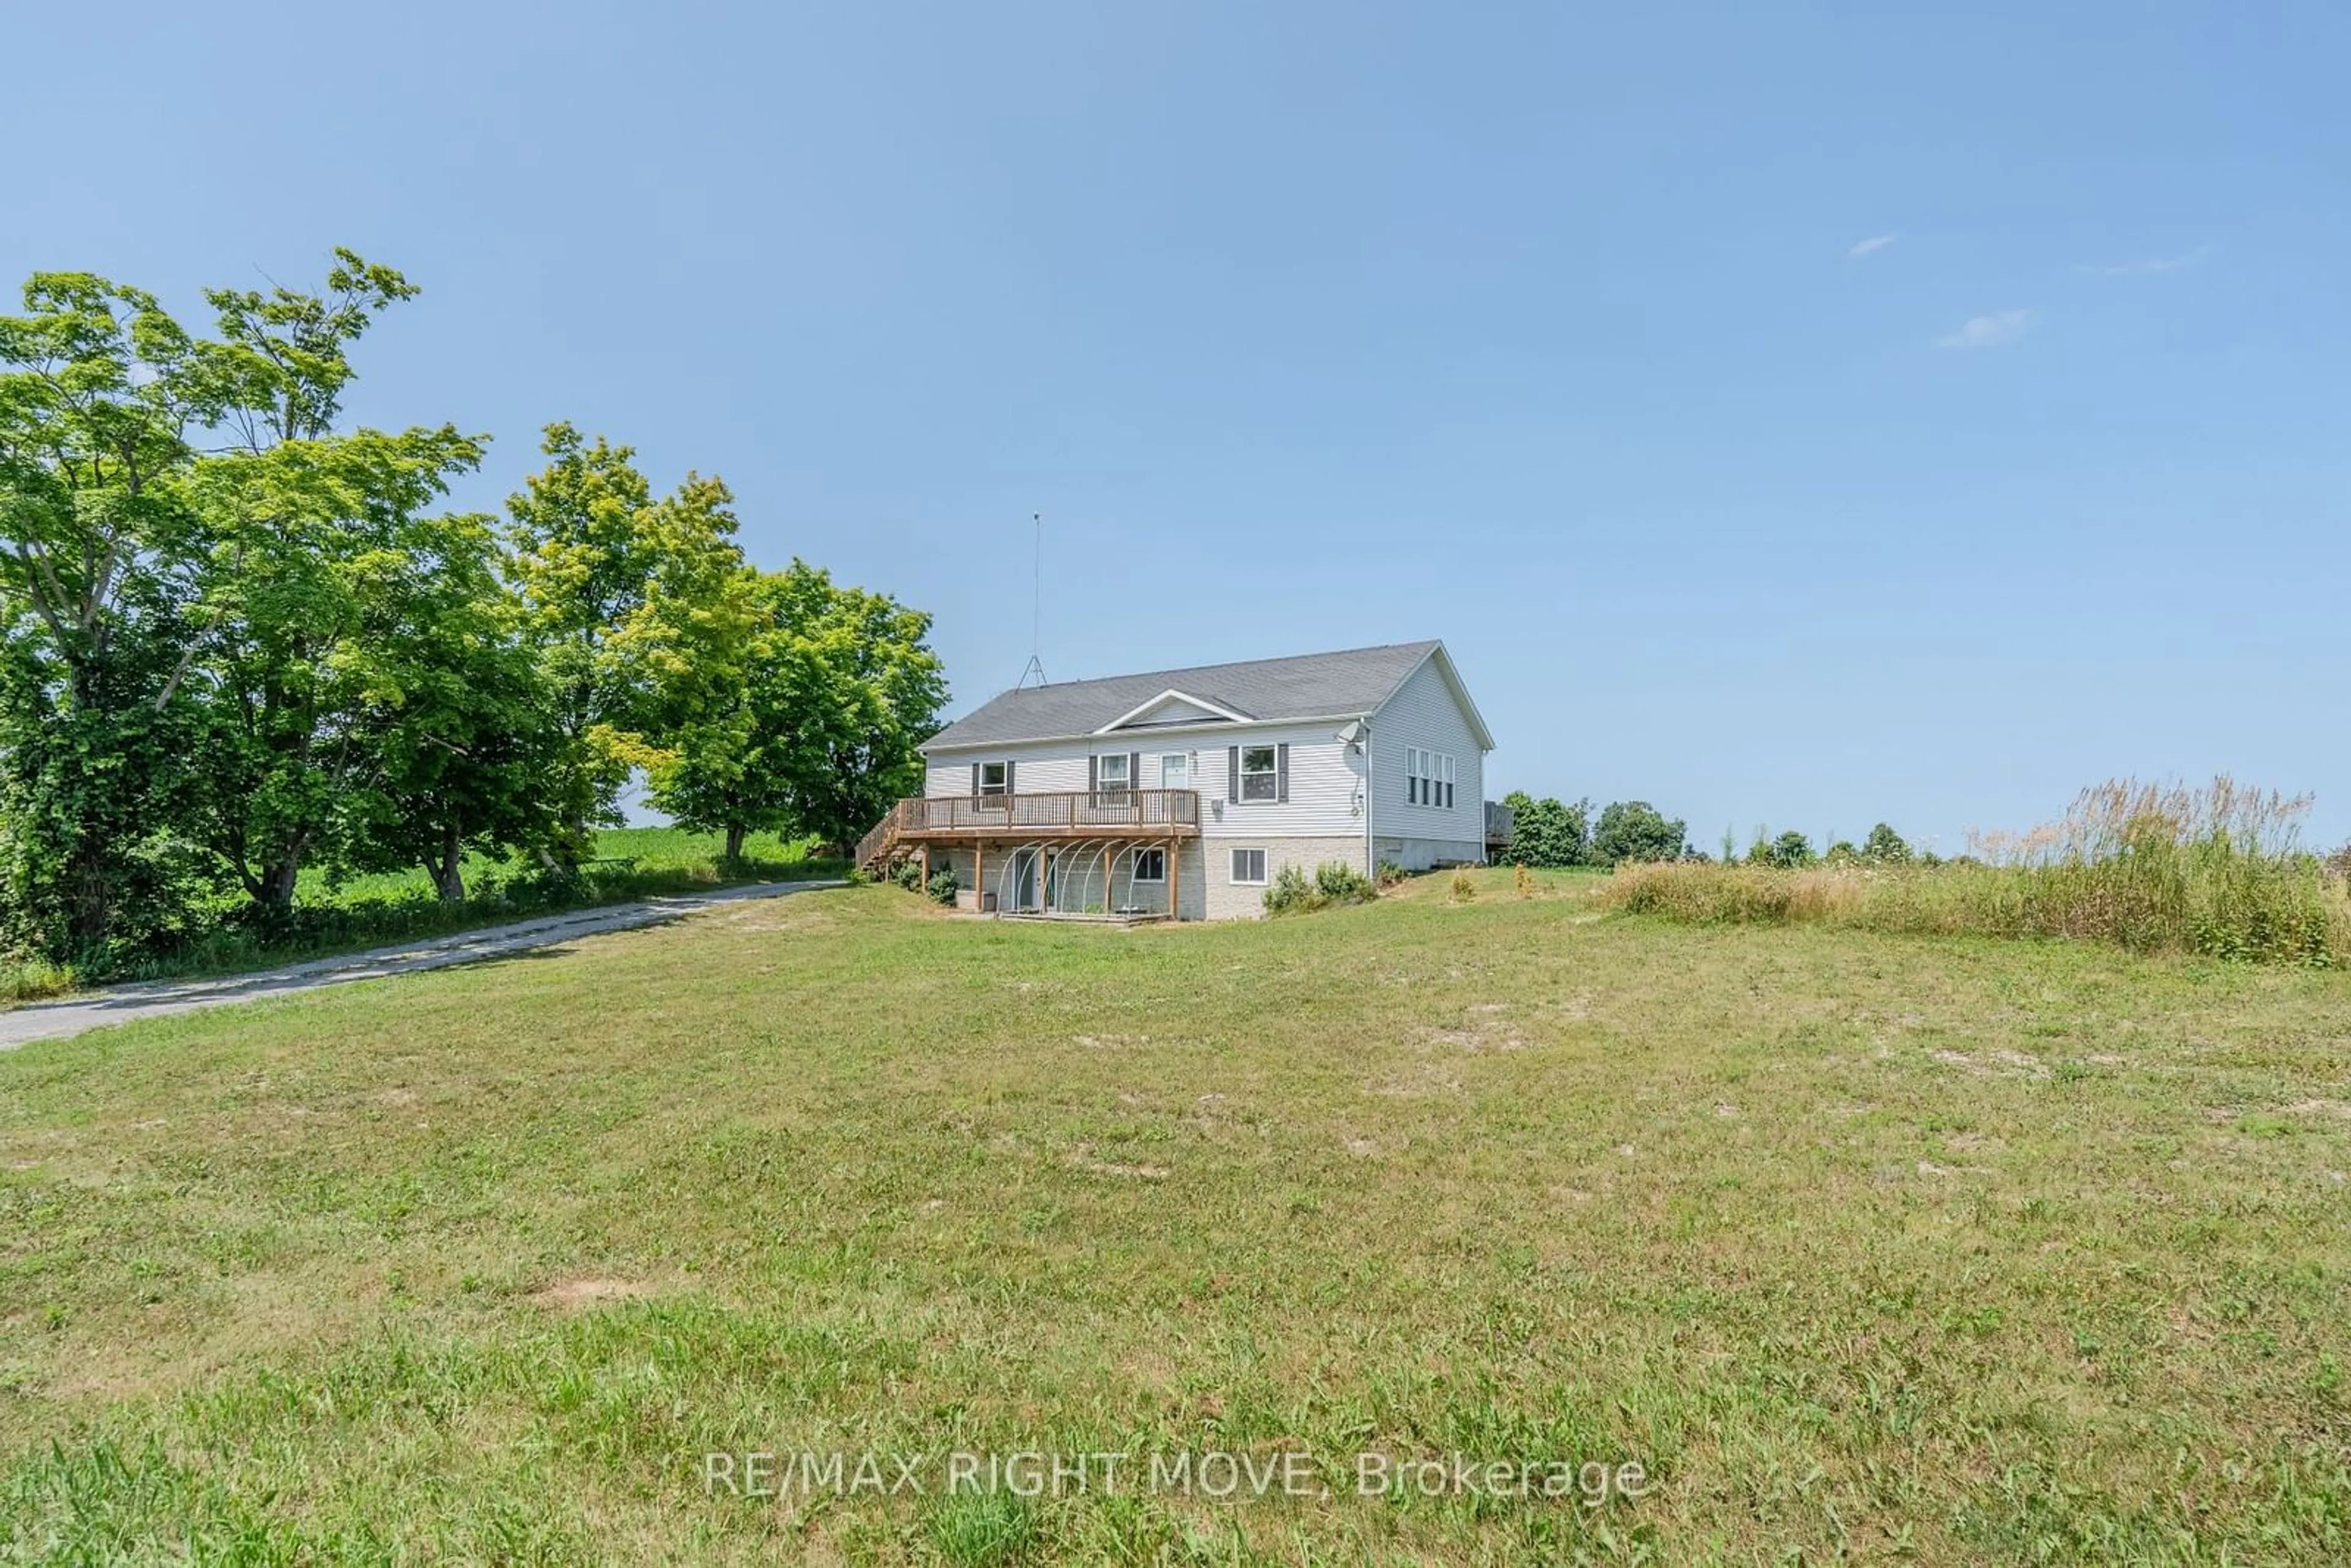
(4, 247, 947, 967)
(789, 573, 946, 851)
(0, 274, 208, 958)
(1862, 822, 1913, 865)
(505, 430, 749, 857)
(337, 512, 558, 901)
(1501, 790, 1592, 868)
(641, 564, 806, 862)
(643, 560, 944, 859)
(178, 253, 492, 912)
(1593, 800, 1689, 866)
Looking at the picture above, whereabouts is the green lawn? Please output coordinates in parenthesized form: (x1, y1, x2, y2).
(4, 883, 2349, 1562)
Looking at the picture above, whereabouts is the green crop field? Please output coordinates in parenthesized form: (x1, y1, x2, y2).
(4, 878, 2348, 1563)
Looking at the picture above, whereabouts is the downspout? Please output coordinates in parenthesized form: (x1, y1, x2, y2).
(1487, 743, 1497, 865)
(1480, 743, 1493, 865)
(1361, 714, 1374, 877)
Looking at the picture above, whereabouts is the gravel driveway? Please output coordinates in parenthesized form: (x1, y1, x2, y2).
(0, 879, 843, 1051)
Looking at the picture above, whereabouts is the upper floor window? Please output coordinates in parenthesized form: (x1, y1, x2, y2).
(1095, 752, 1131, 793)
(1239, 745, 1278, 801)
(976, 760, 1011, 796)
(1406, 748, 1456, 808)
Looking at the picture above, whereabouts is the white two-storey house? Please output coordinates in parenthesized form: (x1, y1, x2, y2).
(854, 640, 1496, 920)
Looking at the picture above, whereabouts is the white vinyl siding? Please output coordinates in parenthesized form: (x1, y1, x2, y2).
(1371, 654, 1485, 851)
(927, 748, 1088, 797)
(931, 721, 1370, 841)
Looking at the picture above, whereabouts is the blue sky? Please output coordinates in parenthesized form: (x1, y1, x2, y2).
(9, 1, 2346, 852)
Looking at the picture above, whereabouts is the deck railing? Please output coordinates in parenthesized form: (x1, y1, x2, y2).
(857, 788, 1202, 868)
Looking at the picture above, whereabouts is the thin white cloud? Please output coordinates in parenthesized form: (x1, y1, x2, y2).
(1848, 233, 1899, 258)
(2074, 246, 2210, 277)
(1936, 309, 2033, 350)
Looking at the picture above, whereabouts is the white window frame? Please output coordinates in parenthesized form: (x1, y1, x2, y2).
(1406, 748, 1456, 809)
(1130, 846, 1166, 883)
(1229, 847, 1267, 885)
(1160, 752, 1189, 790)
(977, 760, 1010, 797)
(1239, 745, 1278, 803)
(1095, 752, 1132, 792)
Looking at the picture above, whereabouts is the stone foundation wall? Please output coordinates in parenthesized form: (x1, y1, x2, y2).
(1202, 835, 1370, 920)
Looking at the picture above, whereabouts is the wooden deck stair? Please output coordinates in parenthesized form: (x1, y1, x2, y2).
(855, 811, 904, 874)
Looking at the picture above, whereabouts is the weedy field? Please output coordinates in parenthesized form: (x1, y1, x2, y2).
(4, 882, 2349, 1563)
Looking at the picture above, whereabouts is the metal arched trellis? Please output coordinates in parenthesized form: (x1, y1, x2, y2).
(992, 840, 1047, 915)
(1052, 839, 1114, 916)
(989, 838, 1158, 918)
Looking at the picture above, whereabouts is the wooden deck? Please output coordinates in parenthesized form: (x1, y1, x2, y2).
(856, 788, 1201, 869)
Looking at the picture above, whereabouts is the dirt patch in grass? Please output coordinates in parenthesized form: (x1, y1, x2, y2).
(526, 1277, 660, 1311)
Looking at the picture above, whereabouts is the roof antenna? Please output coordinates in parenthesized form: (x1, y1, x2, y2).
(1016, 511, 1049, 688)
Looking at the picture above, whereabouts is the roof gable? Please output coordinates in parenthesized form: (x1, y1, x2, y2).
(1370, 642, 1496, 751)
(1097, 689, 1252, 732)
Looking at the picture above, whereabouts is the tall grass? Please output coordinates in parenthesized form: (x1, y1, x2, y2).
(0, 956, 77, 1005)
(1603, 777, 2348, 966)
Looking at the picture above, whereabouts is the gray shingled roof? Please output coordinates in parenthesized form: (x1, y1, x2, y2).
(924, 640, 1443, 751)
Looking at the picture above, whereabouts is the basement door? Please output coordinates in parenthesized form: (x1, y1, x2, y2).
(1007, 847, 1043, 912)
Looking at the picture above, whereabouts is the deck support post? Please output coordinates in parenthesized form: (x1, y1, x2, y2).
(973, 841, 984, 915)
(1168, 838, 1179, 921)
